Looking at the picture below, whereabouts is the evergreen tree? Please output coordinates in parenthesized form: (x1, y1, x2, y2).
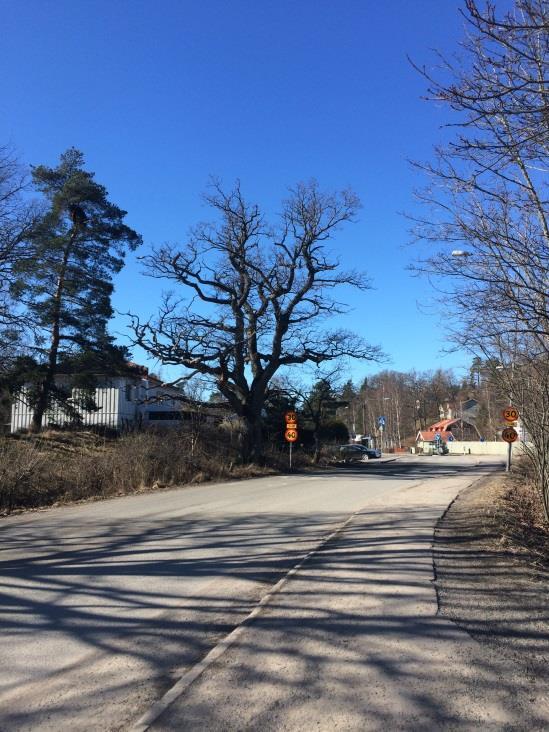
(340, 379, 357, 404)
(14, 148, 141, 431)
(301, 378, 342, 462)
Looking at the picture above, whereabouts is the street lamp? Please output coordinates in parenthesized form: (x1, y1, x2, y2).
(381, 396, 390, 451)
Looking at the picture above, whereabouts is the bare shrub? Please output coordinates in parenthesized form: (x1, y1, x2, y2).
(497, 465, 549, 566)
(0, 428, 254, 513)
(0, 439, 45, 513)
(0, 426, 327, 515)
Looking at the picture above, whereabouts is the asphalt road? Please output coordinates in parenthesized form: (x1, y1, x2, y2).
(0, 455, 506, 731)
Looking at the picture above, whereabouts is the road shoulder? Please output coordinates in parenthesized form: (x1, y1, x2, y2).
(434, 473, 549, 679)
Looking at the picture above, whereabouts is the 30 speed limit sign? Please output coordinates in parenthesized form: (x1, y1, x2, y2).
(502, 407, 519, 423)
(284, 411, 298, 442)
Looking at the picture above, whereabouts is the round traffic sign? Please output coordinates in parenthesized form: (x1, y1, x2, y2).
(285, 411, 297, 424)
(285, 429, 298, 442)
(502, 426, 518, 443)
(502, 407, 519, 423)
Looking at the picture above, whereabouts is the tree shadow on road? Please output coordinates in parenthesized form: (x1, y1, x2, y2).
(0, 505, 438, 729)
(0, 462, 545, 730)
(153, 504, 549, 730)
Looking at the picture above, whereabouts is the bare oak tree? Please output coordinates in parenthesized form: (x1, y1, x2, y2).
(411, 0, 549, 517)
(132, 180, 382, 462)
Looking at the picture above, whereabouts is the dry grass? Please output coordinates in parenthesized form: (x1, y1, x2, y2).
(0, 429, 288, 514)
(494, 463, 549, 567)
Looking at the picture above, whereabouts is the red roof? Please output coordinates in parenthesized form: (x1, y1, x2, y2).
(428, 418, 460, 432)
(417, 430, 453, 443)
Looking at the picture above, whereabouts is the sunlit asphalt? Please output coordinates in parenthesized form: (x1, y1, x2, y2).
(0, 455, 508, 730)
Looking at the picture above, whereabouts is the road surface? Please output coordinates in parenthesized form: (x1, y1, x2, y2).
(2, 454, 530, 731)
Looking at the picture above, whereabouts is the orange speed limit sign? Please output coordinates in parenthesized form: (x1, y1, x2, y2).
(502, 426, 518, 443)
(285, 429, 298, 442)
(502, 407, 519, 423)
(285, 411, 297, 424)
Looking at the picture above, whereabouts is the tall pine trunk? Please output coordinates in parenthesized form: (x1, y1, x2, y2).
(29, 231, 76, 433)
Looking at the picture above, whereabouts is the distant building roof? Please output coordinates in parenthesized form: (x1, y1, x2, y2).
(428, 418, 460, 432)
(462, 398, 479, 411)
(417, 429, 453, 443)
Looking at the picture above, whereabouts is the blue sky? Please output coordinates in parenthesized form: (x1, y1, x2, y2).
(1, 0, 472, 384)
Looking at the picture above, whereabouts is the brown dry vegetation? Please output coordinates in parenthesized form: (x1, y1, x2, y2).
(0, 429, 297, 515)
(495, 462, 549, 567)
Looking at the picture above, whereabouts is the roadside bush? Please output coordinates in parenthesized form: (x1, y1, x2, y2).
(0, 427, 279, 514)
(496, 460, 549, 565)
(0, 440, 46, 512)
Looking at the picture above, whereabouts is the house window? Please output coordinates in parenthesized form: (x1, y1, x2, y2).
(147, 410, 182, 421)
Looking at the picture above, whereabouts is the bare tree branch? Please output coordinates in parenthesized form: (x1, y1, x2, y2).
(411, 0, 549, 518)
(131, 180, 382, 461)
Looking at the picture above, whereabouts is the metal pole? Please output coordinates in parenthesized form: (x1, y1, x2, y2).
(289, 441, 292, 471)
(506, 441, 511, 472)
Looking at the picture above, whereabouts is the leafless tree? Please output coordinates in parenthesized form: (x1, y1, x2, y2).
(0, 145, 38, 366)
(411, 0, 549, 517)
(353, 369, 460, 448)
(132, 180, 382, 462)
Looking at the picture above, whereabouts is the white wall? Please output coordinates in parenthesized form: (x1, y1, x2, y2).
(446, 440, 525, 456)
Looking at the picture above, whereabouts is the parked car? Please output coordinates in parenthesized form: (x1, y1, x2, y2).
(363, 447, 381, 459)
(337, 444, 380, 463)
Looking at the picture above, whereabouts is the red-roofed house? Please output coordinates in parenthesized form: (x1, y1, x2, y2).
(416, 417, 480, 452)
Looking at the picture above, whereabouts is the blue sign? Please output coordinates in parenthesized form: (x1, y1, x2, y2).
(434, 433, 442, 442)
(378, 416, 386, 427)
(448, 434, 454, 442)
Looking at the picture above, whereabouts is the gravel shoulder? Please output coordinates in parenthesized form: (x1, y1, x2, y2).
(434, 474, 549, 681)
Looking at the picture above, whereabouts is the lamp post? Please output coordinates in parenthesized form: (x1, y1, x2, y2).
(378, 395, 390, 451)
(344, 405, 356, 440)
(496, 362, 517, 472)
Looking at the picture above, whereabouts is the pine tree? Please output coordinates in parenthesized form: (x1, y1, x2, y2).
(14, 148, 141, 431)
(302, 378, 341, 462)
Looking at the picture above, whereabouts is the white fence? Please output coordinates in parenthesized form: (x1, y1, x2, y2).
(10, 381, 224, 433)
(11, 387, 122, 432)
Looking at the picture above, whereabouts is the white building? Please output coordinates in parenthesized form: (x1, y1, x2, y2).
(10, 370, 214, 432)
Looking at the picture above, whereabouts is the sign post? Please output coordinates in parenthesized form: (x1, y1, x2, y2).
(501, 407, 519, 472)
(284, 411, 298, 470)
(378, 416, 386, 453)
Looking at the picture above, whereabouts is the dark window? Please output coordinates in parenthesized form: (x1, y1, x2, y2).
(147, 410, 182, 421)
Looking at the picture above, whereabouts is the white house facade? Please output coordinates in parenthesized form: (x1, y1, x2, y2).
(10, 372, 209, 432)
